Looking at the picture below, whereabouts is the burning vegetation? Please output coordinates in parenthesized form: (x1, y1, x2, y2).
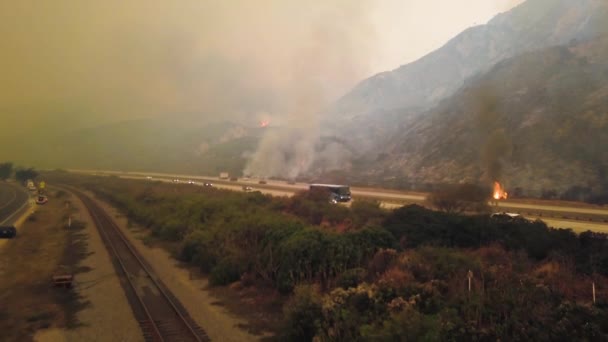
(493, 181, 508, 200)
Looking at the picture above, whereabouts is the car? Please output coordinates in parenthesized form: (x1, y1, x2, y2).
(172, 179, 180, 183)
(187, 180, 195, 184)
(242, 186, 253, 192)
(230, 177, 238, 181)
(36, 195, 48, 205)
(203, 182, 213, 187)
(491, 212, 522, 221)
(146, 176, 153, 180)
(0, 226, 16, 239)
(259, 180, 267, 184)
(287, 180, 296, 185)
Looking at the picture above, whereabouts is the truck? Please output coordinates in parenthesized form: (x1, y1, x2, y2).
(219, 172, 229, 180)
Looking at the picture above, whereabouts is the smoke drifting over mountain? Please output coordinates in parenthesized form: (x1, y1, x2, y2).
(244, 4, 373, 178)
(1, 0, 529, 175)
(473, 89, 512, 183)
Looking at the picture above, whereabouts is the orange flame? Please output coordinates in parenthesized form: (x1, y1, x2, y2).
(493, 181, 508, 200)
(260, 120, 269, 128)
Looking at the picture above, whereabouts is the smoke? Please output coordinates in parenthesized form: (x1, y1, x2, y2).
(0, 1, 375, 132)
(243, 2, 375, 178)
(474, 88, 513, 182)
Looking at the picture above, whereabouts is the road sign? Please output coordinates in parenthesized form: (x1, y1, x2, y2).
(39, 181, 46, 189)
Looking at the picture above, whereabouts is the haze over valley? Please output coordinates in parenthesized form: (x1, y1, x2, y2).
(5, 2, 608, 341)
(2, 0, 607, 199)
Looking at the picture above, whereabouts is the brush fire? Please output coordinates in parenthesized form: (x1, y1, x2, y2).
(493, 181, 508, 200)
(259, 120, 270, 128)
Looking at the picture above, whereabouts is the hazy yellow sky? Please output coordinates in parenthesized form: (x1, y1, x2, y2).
(0, 0, 524, 126)
(370, 0, 524, 71)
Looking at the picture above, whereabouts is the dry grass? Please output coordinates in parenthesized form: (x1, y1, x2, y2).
(0, 191, 75, 341)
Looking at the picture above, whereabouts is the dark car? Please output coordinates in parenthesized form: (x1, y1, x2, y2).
(0, 226, 17, 239)
(230, 177, 238, 182)
(259, 180, 267, 184)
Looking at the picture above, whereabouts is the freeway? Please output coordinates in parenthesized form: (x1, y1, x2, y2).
(69, 169, 608, 231)
(0, 182, 30, 226)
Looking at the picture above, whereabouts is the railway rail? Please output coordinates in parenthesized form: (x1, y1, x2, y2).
(72, 188, 209, 342)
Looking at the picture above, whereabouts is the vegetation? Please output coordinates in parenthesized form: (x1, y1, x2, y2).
(46, 173, 608, 340)
(0, 162, 12, 180)
(15, 167, 38, 183)
(0, 161, 40, 183)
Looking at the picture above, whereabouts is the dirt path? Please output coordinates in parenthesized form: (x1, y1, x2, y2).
(86, 191, 262, 342)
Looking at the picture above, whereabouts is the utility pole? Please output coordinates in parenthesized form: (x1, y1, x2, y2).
(593, 281, 596, 305)
(467, 270, 473, 293)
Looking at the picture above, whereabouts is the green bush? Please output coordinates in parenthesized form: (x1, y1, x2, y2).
(209, 258, 242, 286)
(336, 268, 367, 289)
(280, 285, 322, 341)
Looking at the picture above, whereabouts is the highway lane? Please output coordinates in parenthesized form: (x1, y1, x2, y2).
(80, 169, 608, 209)
(0, 183, 17, 209)
(69, 169, 608, 231)
(118, 175, 296, 197)
(0, 182, 30, 226)
(529, 218, 608, 233)
(495, 201, 608, 216)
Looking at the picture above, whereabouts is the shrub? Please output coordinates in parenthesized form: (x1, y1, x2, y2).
(280, 285, 322, 341)
(209, 258, 242, 286)
(337, 268, 367, 289)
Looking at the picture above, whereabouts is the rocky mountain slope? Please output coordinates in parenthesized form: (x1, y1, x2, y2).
(371, 36, 608, 198)
(326, 0, 608, 152)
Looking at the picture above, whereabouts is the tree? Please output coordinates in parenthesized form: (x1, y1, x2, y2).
(428, 183, 490, 214)
(0, 162, 12, 180)
(15, 167, 39, 183)
(280, 285, 322, 341)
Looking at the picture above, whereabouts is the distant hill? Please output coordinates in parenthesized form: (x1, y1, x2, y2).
(0, 118, 262, 176)
(369, 36, 608, 199)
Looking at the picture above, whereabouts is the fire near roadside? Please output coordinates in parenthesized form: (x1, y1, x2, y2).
(493, 181, 508, 200)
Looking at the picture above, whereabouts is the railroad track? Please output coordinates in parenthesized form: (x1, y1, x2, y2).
(72, 188, 209, 342)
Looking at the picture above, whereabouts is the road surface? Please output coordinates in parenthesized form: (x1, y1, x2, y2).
(69, 169, 608, 232)
(0, 182, 30, 226)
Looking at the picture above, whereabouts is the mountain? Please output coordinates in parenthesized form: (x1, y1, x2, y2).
(326, 0, 608, 152)
(370, 36, 608, 198)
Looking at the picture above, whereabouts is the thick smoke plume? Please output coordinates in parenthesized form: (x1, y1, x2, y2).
(244, 3, 375, 178)
(474, 89, 513, 183)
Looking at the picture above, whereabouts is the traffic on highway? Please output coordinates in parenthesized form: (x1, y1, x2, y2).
(69, 169, 608, 232)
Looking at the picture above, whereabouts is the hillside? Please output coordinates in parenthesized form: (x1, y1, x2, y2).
(325, 0, 608, 152)
(371, 36, 608, 199)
